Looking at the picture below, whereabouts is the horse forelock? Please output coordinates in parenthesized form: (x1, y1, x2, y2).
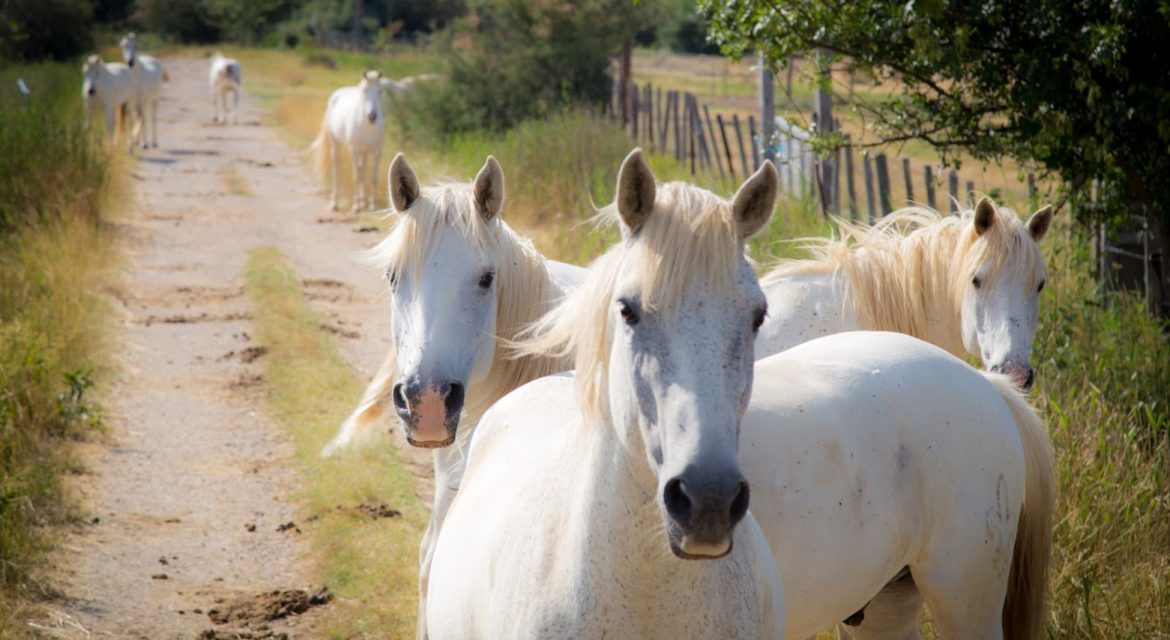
(515, 181, 744, 420)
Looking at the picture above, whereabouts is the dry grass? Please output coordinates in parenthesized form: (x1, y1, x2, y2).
(244, 247, 426, 638)
(219, 166, 251, 196)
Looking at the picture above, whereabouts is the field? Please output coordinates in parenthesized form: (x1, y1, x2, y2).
(1, 41, 1166, 639)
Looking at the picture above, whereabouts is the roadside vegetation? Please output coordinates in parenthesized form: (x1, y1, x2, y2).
(0, 62, 121, 632)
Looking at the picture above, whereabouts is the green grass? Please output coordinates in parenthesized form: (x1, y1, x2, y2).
(244, 247, 426, 638)
(0, 61, 120, 633)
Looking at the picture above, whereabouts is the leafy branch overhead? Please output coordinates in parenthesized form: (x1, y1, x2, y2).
(700, 0, 1170, 231)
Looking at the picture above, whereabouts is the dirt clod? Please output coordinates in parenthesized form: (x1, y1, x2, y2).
(206, 587, 332, 627)
(275, 522, 300, 534)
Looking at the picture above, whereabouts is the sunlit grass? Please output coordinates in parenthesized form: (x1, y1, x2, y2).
(244, 247, 426, 638)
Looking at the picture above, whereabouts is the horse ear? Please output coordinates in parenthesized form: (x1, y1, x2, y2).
(388, 153, 420, 212)
(616, 148, 656, 234)
(973, 197, 996, 236)
(474, 156, 505, 222)
(1026, 205, 1053, 241)
(731, 160, 779, 240)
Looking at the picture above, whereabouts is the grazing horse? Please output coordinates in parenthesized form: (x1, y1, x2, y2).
(310, 70, 386, 212)
(81, 55, 135, 145)
(119, 33, 166, 149)
(757, 198, 1053, 389)
(208, 52, 242, 125)
(428, 149, 784, 639)
(322, 154, 586, 639)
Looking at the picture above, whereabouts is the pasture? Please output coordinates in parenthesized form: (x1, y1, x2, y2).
(0, 37, 1166, 640)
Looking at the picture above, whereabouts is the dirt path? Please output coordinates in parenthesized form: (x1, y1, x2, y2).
(42, 57, 431, 639)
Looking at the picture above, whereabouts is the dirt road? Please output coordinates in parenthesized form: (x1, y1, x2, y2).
(41, 57, 429, 639)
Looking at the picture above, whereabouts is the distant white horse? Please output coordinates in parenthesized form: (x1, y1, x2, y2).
(208, 52, 242, 124)
(81, 55, 135, 145)
(310, 70, 386, 212)
(427, 149, 784, 638)
(516, 160, 1055, 639)
(119, 33, 166, 149)
(757, 197, 1053, 389)
(322, 154, 586, 639)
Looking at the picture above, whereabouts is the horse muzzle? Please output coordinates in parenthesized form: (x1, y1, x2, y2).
(661, 470, 750, 560)
(991, 362, 1034, 391)
(367, 112, 378, 124)
(392, 379, 464, 448)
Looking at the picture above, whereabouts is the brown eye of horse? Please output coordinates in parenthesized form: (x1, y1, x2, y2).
(972, 276, 982, 289)
(752, 308, 767, 332)
(619, 301, 639, 326)
(478, 271, 495, 289)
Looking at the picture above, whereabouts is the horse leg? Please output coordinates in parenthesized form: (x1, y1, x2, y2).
(418, 447, 465, 640)
(231, 88, 239, 124)
(351, 149, 365, 212)
(329, 139, 340, 212)
(836, 572, 924, 640)
(911, 553, 1008, 639)
(150, 98, 158, 148)
(369, 146, 382, 210)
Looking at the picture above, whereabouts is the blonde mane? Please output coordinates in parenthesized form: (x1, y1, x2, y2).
(760, 202, 1044, 355)
(516, 182, 745, 420)
(340, 182, 567, 447)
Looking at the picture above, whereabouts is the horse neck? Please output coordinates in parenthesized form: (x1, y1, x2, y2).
(844, 230, 966, 357)
(462, 251, 568, 426)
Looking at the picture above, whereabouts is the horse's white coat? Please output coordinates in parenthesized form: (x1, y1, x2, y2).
(322, 155, 586, 639)
(120, 33, 165, 149)
(740, 331, 1052, 639)
(208, 52, 242, 124)
(310, 71, 386, 211)
(756, 199, 1052, 389)
(428, 150, 784, 639)
(82, 55, 135, 142)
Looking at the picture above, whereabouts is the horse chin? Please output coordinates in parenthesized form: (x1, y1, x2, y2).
(406, 433, 456, 449)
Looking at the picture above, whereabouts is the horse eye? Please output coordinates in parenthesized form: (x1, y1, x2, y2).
(752, 308, 767, 332)
(1037, 280, 1045, 293)
(972, 276, 983, 289)
(387, 269, 398, 288)
(619, 300, 639, 326)
(478, 271, 495, 289)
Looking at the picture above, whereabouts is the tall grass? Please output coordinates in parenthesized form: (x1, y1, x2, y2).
(0, 62, 117, 630)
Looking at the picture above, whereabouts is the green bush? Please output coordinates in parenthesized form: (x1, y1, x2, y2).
(0, 0, 95, 61)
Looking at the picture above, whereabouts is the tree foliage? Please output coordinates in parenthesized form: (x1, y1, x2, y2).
(702, 0, 1170, 234)
(0, 0, 94, 60)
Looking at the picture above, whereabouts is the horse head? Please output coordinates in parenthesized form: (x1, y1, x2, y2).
(359, 70, 383, 124)
(960, 197, 1052, 390)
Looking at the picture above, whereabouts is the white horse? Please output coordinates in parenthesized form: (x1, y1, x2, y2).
(511, 160, 1055, 639)
(427, 149, 784, 639)
(757, 197, 1053, 389)
(208, 52, 242, 125)
(322, 154, 586, 639)
(81, 55, 135, 145)
(119, 32, 166, 149)
(310, 70, 386, 212)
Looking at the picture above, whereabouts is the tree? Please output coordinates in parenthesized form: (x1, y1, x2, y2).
(702, 0, 1170, 282)
(0, 0, 94, 60)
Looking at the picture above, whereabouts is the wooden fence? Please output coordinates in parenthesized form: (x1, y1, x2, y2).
(612, 81, 1039, 222)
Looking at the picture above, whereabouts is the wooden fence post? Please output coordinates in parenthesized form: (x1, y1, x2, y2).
(902, 157, 914, 204)
(844, 135, 859, 221)
(863, 152, 877, 224)
(686, 95, 696, 175)
(948, 171, 959, 213)
(716, 114, 737, 181)
(673, 92, 682, 161)
(732, 114, 749, 179)
(748, 115, 761, 171)
(646, 84, 655, 151)
(691, 97, 712, 174)
(875, 153, 892, 216)
(657, 88, 666, 150)
(831, 145, 842, 216)
(703, 106, 725, 181)
(1027, 172, 1037, 205)
(966, 180, 975, 206)
(630, 82, 639, 141)
(923, 165, 936, 210)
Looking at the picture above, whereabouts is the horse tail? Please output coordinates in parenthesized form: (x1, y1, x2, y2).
(308, 109, 331, 178)
(322, 347, 398, 457)
(986, 373, 1054, 640)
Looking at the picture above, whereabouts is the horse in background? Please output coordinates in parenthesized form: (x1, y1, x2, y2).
(757, 197, 1053, 389)
(309, 70, 386, 212)
(82, 55, 135, 148)
(119, 33, 167, 149)
(209, 52, 242, 124)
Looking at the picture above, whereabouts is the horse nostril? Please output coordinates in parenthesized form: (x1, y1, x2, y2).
(663, 478, 692, 526)
(88, 88, 95, 96)
(728, 480, 750, 526)
(444, 382, 464, 416)
(391, 383, 409, 418)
